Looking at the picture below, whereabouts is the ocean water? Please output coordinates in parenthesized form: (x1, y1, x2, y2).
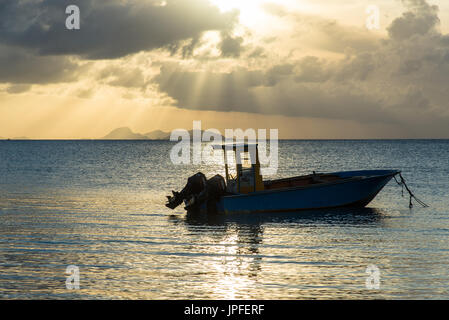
(0, 140, 448, 299)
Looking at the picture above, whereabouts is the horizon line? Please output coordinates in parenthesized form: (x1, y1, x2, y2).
(2, 138, 449, 141)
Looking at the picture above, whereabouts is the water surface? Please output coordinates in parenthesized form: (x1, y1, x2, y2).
(0, 140, 448, 299)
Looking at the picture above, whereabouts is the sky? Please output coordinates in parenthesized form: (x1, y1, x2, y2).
(0, 0, 449, 139)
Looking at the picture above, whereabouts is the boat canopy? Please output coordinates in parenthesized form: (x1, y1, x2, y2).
(212, 143, 264, 194)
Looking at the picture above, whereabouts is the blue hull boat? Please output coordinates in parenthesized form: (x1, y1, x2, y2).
(165, 144, 415, 215)
(206, 170, 399, 214)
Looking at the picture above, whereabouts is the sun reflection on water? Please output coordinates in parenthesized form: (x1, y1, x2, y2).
(198, 226, 261, 299)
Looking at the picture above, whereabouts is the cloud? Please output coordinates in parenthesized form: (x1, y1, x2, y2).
(155, 0, 449, 132)
(219, 32, 245, 58)
(261, 2, 381, 54)
(0, 0, 239, 60)
(388, 0, 440, 40)
(294, 57, 329, 83)
(155, 62, 393, 123)
(97, 65, 147, 89)
(155, 65, 263, 113)
(0, 45, 80, 84)
(5, 84, 32, 94)
(0, 0, 239, 85)
(2, 0, 449, 137)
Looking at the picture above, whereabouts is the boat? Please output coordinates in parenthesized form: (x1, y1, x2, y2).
(165, 143, 409, 215)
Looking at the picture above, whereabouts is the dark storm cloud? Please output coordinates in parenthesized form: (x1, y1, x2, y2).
(0, 0, 238, 60)
(0, 45, 80, 84)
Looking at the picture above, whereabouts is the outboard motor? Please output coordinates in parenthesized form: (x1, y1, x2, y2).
(203, 174, 227, 214)
(165, 172, 207, 209)
(166, 173, 226, 213)
(205, 174, 226, 202)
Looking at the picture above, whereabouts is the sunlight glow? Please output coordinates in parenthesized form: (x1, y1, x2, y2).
(209, 0, 310, 31)
(209, 0, 274, 26)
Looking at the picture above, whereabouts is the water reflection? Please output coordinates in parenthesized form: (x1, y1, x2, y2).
(171, 207, 386, 227)
(168, 207, 386, 299)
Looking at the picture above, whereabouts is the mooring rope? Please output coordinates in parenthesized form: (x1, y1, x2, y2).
(393, 173, 429, 208)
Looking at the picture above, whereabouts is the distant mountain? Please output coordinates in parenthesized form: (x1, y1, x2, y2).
(144, 130, 171, 140)
(103, 128, 225, 140)
(156, 129, 224, 140)
(102, 127, 148, 140)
